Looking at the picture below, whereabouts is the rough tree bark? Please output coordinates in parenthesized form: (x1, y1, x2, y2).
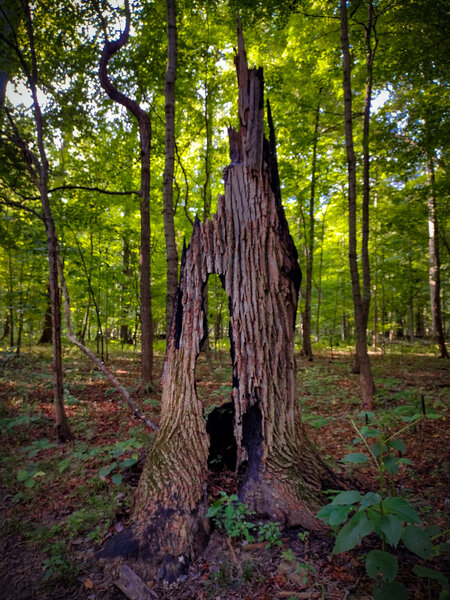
(340, 0, 375, 409)
(98, 0, 153, 386)
(162, 0, 178, 336)
(101, 22, 343, 584)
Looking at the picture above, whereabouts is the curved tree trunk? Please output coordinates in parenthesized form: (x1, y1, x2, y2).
(18, 0, 73, 442)
(101, 23, 343, 583)
(98, 0, 154, 386)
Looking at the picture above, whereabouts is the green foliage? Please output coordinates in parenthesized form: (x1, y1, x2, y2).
(318, 413, 448, 599)
(206, 492, 255, 542)
(16, 463, 45, 488)
(206, 492, 283, 548)
(41, 541, 80, 583)
(22, 438, 56, 457)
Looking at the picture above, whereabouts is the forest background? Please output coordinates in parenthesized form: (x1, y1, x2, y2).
(1, 0, 449, 372)
(1, 1, 450, 599)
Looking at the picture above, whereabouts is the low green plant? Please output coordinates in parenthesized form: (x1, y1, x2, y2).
(1, 414, 44, 432)
(317, 414, 450, 599)
(41, 541, 79, 583)
(16, 463, 45, 488)
(257, 520, 283, 548)
(98, 437, 143, 485)
(280, 548, 316, 585)
(207, 492, 255, 542)
(206, 492, 283, 547)
(23, 438, 56, 458)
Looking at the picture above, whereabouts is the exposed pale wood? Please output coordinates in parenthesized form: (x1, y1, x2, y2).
(115, 565, 155, 600)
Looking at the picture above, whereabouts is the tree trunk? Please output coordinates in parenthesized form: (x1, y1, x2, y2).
(20, 0, 73, 442)
(120, 236, 134, 346)
(38, 284, 53, 344)
(427, 159, 449, 358)
(361, 0, 377, 329)
(340, 0, 375, 408)
(162, 0, 179, 336)
(98, 0, 154, 385)
(301, 100, 321, 361)
(101, 22, 343, 583)
(314, 210, 326, 342)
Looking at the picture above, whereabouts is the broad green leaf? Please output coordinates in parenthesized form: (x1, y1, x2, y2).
(360, 492, 382, 510)
(382, 497, 421, 523)
(366, 507, 382, 530)
(383, 455, 400, 475)
(99, 462, 117, 478)
(17, 469, 30, 482)
(379, 514, 403, 548)
(413, 565, 449, 587)
(360, 426, 380, 438)
(374, 581, 408, 600)
(358, 411, 375, 420)
(111, 473, 123, 485)
(317, 503, 351, 526)
(366, 549, 398, 582)
(119, 457, 138, 468)
(390, 439, 406, 453)
(331, 490, 362, 505)
(333, 511, 374, 554)
(341, 453, 368, 464)
(402, 525, 432, 558)
(371, 442, 382, 457)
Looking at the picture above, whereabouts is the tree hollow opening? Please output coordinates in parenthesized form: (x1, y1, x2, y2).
(195, 274, 237, 472)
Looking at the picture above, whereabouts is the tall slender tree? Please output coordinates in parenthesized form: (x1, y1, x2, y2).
(339, 0, 375, 409)
(97, 0, 154, 386)
(162, 0, 178, 335)
(1, 0, 73, 441)
(301, 97, 321, 361)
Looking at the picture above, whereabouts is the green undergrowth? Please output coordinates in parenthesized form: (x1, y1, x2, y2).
(0, 344, 448, 597)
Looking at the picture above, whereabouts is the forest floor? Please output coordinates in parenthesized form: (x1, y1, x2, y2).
(0, 342, 449, 600)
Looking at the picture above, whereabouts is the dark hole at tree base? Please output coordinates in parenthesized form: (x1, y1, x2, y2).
(206, 401, 237, 471)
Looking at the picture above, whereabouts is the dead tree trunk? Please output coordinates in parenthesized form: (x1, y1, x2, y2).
(101, 23, 342, 583)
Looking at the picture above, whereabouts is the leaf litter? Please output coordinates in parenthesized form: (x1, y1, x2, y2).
(0, 347, 448, 599)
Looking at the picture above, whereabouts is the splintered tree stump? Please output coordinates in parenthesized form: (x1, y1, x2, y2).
(100, 22, 342, 583)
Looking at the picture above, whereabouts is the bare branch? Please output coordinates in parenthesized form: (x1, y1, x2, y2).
(56, 256, 159, 432)
(18, 184, 140, 200)
(0, 195, 43, 219)
(4, 105, 40, 185)
(97, 0, 146, 124)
